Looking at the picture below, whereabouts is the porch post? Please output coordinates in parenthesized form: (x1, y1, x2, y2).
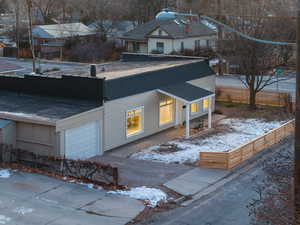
(175, 99, 180, 126)
(208, 96, 212, 129)
(185, 103, 190, 139)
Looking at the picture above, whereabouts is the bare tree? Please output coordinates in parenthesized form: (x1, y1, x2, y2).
(218, 2, 295, 109)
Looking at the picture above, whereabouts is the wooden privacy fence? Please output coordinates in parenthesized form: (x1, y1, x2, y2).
(198, 120, 295, 170)
(216, 86, 291, 107)
(0, 145, 119, 188)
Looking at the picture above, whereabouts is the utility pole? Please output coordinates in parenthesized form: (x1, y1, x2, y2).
(26, 0, 36, 73)
(217, 0, 224, 76)
(15, 0, 20, 59)
(295, 1, 300, 224)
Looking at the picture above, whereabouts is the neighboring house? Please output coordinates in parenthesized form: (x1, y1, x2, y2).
(0, 57, 215, 160)
(88, 20, 137, 42)
(121, 9, 217, 55)
(32, 23, 96, 58)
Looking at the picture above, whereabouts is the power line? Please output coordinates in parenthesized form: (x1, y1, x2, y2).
(200, 13, 297, 20)
(200, 15, 296, 46)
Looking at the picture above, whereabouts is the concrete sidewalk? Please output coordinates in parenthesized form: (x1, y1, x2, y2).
(164, 168, 231, 196)
(0, 170, 144, 225)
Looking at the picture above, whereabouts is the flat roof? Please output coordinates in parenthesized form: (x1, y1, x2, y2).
(0, 60, 24, 74)
(0, 91, 101, 125)
(96, 60, 202, 80)
(43, 60, 202, 78)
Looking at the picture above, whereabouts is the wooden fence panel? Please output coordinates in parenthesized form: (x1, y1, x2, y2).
(254, 137, 265, 153)
(199, 120, 295, 170)
(216, 86, 290, 107)
(199, 152, 228, 169)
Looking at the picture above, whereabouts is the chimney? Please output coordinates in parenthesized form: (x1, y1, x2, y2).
(184, 23, 191, 34)
(90, 64, 96, 77)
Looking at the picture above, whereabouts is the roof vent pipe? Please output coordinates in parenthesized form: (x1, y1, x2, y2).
(90, 64, 96, 77)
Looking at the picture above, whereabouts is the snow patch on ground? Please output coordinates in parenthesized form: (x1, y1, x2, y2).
(0, 215, 11, 224)
(13, 207, 34, 215)
(131, 118, 285, 164)
(0, 169, 11, 179)
(68, 179, 103, 190)
(108, 186, 167, 208)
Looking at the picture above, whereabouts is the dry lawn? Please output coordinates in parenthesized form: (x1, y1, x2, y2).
(215, 102, 294, 121)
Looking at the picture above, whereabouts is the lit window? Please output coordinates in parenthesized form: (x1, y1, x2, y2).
(191, 103, 198, 114)
(160, 96, 174, 125)
(203, 99, 209, 110)
(127, 107, 143, 137)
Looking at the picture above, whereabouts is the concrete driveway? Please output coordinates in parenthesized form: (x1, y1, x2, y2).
(0, 170, 144, 225)
(92, 155, 193, 187)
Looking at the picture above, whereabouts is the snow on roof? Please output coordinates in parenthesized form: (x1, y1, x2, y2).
(32, 23, 96, 39)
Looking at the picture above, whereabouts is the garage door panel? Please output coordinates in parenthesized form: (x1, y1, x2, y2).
(65, 121, 100, 160)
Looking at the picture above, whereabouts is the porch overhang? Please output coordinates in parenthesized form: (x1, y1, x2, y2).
(158, 82, 215, 139)
(157, 82, 215, 104)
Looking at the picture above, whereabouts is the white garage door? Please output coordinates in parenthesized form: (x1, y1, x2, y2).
(65, 121, 101, 160)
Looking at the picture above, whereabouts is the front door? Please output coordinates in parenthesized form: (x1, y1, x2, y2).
(176, 100, 185, 126)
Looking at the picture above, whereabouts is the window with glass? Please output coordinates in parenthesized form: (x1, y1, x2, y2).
(160, 96, 174, 125)
(181, 42, 185, 52)
(195, 40, 201, 51)
(156, 42, 164, 53)
(133, 42, 140, 52)
(203, 99, 209, 111)
(191, 103, 198, 114)
(127, 107, 143, 137)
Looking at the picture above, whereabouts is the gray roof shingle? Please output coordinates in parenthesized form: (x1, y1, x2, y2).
(121, 19, 216, 41)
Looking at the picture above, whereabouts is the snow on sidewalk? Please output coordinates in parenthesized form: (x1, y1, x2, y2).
(131, 118, 285, 164)
(0, 169, 11, 178)
(108, 186, 167, 208)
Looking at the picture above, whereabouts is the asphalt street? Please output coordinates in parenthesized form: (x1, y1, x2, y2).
(217, 74, 296, 100)
(137, 137, 293, 225)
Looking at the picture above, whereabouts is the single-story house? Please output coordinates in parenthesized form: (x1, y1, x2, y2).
(121, 9, 217, 55)
(32, 23, 96, 58)
(0, 58, 215, 159)
(88, 20, 137, 43)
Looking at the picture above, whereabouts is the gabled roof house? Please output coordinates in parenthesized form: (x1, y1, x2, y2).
(121, 9, 217, 55)
(32, 23, 96, 59)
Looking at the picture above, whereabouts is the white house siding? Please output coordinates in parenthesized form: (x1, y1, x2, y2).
(188, 75, 216, 120)
(103, 75, 215, 151)
(150, 28, 169, 36)
(148, 36, 217, 54)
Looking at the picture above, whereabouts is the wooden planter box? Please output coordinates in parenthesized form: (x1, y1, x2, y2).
(198, 120, 295, 170)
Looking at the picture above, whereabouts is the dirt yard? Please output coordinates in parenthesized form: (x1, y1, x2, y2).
(215, 102, 294, 121)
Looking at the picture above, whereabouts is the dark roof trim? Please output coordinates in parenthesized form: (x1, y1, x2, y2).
(158, 83, 214, 103)
(105, 60, 215, 101)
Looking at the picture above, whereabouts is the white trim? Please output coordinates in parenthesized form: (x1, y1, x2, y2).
(185, 103, 190, 139)
(157, 89, 215, 104)
(159, 96, 175, 127)
(175, 99, 180, 125)
(125, 106, 144, 138)
(190, 102, 199, 115)
(208, 96, 212, 129)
